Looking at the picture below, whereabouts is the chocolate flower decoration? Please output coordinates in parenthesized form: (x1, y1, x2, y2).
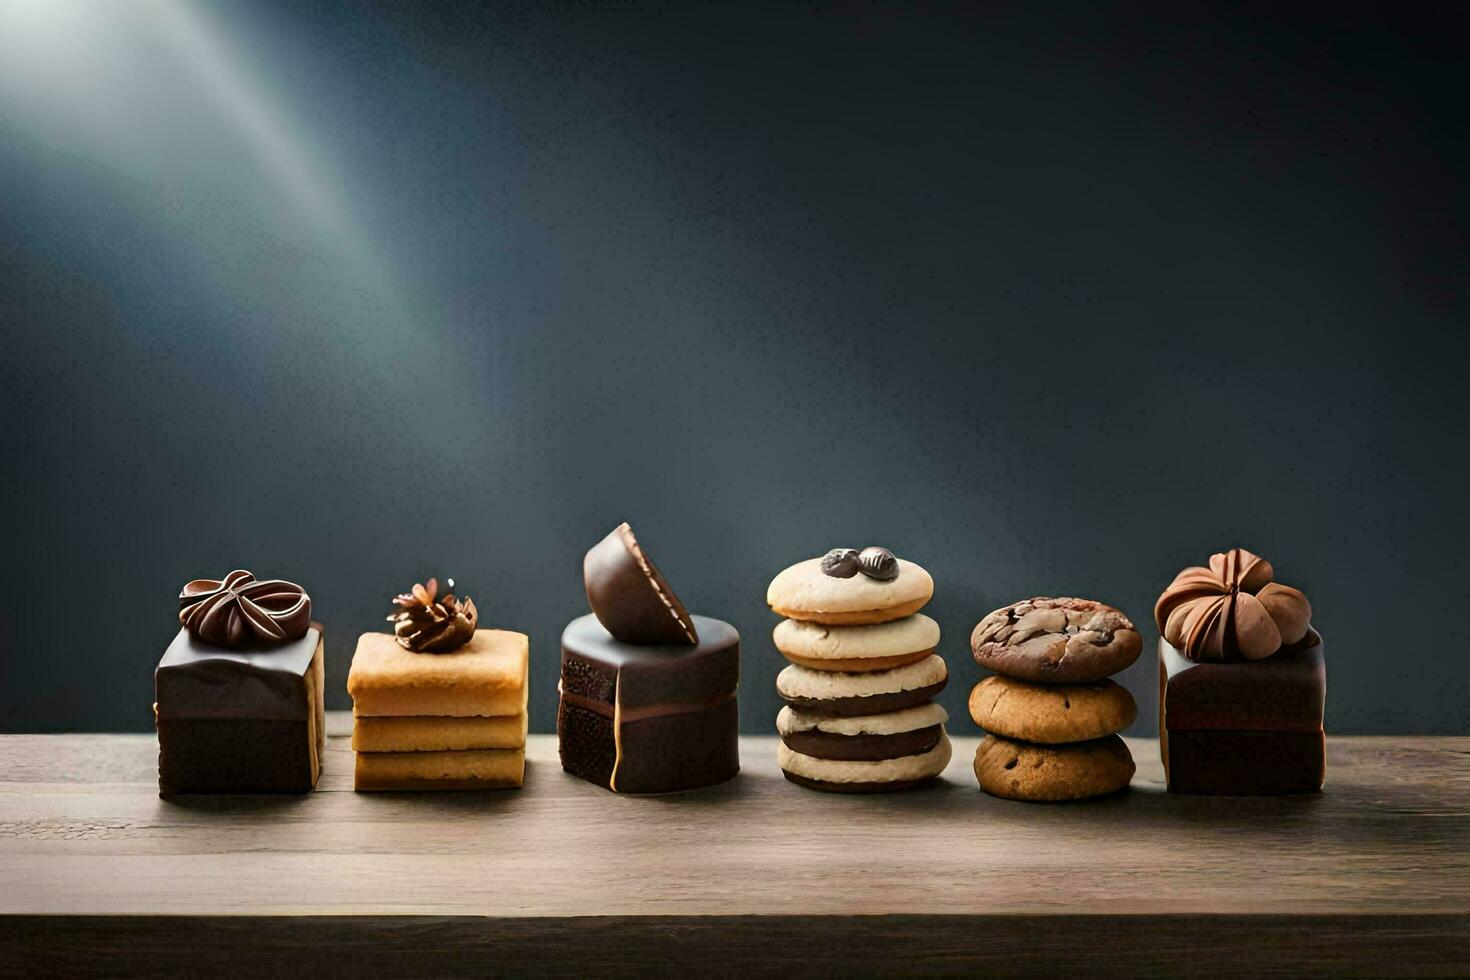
(1154, 548, 1312, 662)
(178, 570, 312, 648)
(388, 577, 478, 653)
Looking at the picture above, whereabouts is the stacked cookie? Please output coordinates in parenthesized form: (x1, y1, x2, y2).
(348, 578, 529, 791)
(768, 547, 951, 793)
(969, 597, 1140, 802)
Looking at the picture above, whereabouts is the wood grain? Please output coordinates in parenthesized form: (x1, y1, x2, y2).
(0, 715, 1467, 975)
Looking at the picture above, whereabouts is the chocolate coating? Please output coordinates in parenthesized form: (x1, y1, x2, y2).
(782, 725, 942, 762)
(1159, 631, 1325, 732)
(559, 697, 739, 794)
(1159, 632, 1326, 795)
(1162, 729, 1325, 795)
(583, 523, 697, 645)
(781, 678, 948, 717)
(178, 570, 311, 648)
(155, 625, 325, 795)
(559, 613, 739, 793)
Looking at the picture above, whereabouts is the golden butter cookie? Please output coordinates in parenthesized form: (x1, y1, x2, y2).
(973, 733, 1135, 802)
(348, 630, 528, 718)
(767, 554, 934, 625)
(968, 675, 1136, 744)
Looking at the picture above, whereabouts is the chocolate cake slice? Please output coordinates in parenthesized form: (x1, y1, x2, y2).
(155, 624, 325, 795)
(559, 613, 739, 793)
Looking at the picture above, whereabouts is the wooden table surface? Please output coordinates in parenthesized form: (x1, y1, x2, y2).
(1, 714, 1467, 977)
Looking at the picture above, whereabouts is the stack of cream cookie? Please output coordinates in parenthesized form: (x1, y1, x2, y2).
(768, 547, 951, 793)
(968, 597, 1141, 802)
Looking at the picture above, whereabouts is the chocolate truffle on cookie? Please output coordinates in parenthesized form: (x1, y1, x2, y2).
(773, 614, 940, 673)
(968, 675, 1136, 745)
(768, 549, 934, 625)
(971, 597, 1141, 684)
(777, 654, 948, 717)
(974, 733, 1135, 802)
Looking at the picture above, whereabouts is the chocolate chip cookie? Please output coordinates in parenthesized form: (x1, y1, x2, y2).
(968, 674, 1136, 744)
(971, 597, 1141, 683)
(973, 733, 1135, 801)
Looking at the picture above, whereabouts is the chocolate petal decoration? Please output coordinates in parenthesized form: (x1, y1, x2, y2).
(583, 523, 698, 645)
(178, 569, 312, 648)
(1238, 553, 1274, 594)
(1231, 591, 1282, 660)
(1164, 595, 1208, 649)
(1258, 582, 1312, 646)
(1154, 548, 1312, 662)
(1154, 567, 1226, 634)
(1187, 595, 1228, 662)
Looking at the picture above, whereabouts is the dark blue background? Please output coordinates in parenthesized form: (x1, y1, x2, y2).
(3, 2, 1466, 734)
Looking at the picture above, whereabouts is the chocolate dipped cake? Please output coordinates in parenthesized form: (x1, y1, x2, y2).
(1155, 548, 1325, 795)
(154, 570, 324, 795)
(558, 523, 740, 793)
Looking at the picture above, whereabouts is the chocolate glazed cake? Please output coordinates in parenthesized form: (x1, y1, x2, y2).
(1155, 548, 1325, 795)
(558, 524, 740, 793)
(155, 570, 324, 795)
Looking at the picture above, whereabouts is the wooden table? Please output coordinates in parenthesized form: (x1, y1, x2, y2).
(1, 715, 1467, 977)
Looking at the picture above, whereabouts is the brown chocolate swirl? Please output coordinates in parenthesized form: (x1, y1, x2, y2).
(1154, 548, 1313, 663)
(388, 577, 478, 653)
(178, 570, 312, 648)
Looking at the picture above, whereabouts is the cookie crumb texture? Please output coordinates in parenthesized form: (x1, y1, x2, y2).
(974, 733, 1135, 802)
(968, 675, 1136, 744)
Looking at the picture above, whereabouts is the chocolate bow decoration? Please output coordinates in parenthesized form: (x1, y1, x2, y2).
(1153, 548, 1312, 662)
(178, 570, 312, 648)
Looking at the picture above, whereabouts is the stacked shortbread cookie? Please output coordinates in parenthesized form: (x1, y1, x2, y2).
(347, 579, 528, 791)
(968, 597, 1140, 801)
(768, 548, 951, 793)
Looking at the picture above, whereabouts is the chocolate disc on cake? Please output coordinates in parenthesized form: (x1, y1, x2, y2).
(584, 523, 698, 646)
